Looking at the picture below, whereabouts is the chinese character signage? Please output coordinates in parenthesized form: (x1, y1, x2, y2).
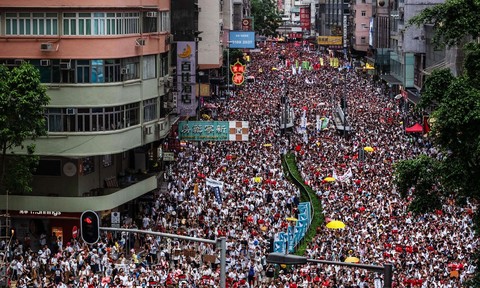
(230, 60, 246, 86)
(229, 31, 256, 49)
(299, 6, 311, 31)
(176, 41, 197, 117)
(178, 121, 249, 141)
(317, 36, 343, 46)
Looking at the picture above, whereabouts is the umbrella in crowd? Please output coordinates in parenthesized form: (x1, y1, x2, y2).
(324, 177, 336, 182)
(326, 220, 346, 229)
(364, 146, 374, 152)
(344, 256, 360, 263)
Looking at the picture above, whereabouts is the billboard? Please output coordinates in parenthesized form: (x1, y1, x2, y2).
(229, 31, 256, 49)
(299, 6, 311, 31)
(176, 41, 197, 117)
(317, 36, 342, 46)
(178, 121, 249, 141)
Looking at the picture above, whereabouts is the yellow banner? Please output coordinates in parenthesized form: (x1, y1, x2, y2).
(317, 36, 342, 46)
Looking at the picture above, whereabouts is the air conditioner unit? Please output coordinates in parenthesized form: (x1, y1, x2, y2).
(144, 126, 152, 135)
(146, 12, 157, 18)
(40, 43, 54, 51)
(40, 59, 51, 67)
(136, 38, 146, 46)
(121, 67, 130, 75)
(66, 108, 76, 115)
(60, 61, 71, 70)
(166, 34, 174, 45)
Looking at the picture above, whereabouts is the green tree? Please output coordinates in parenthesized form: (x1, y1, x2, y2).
(399, 0, 480, 285)
(408, 0, 480, 47)
(251, 0, 282, 37)
(0, 62, 50, 194)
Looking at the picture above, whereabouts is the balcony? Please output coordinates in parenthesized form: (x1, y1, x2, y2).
(0, 175, 158, 212)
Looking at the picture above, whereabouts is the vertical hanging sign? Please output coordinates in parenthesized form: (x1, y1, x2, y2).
(230, 60, 246, 85)
(176, 41, 197, 117)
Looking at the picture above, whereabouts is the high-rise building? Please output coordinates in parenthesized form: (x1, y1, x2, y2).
(0, 0, 173, 241)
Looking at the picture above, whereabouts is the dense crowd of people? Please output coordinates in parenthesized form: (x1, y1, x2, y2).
(1, 41, 477, 287)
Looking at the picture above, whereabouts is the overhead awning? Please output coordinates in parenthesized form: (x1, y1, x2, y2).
(380, 74, 402, 85)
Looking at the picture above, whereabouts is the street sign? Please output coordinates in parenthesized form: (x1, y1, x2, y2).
(111, 211, 121, 228)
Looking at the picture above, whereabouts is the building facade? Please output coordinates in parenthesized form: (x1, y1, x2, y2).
(351, 0, 373, 53)
(0, 0, 173, 242)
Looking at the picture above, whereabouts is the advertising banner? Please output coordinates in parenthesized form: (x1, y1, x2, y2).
(299, 6, 311, 31)
(317, 36, 343, 46)
(178, 121, 249, 141)
(229, 31, 256, 49)
(176, 41, 197, 117)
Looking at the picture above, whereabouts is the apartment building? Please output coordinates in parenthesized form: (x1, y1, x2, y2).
(0, 0, 173, 241)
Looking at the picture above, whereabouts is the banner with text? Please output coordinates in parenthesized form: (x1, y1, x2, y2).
(178, 121, 249, 141)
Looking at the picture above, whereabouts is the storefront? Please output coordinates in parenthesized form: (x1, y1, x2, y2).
(6, 210, 80, 252)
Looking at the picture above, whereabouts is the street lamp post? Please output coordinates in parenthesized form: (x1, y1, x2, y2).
(267, 253, 393, 288)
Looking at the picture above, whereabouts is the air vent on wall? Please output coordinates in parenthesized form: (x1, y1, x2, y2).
(146, 12, 157, 17)
(136, 38, 146, 46)
(40, 59, 51, 66)
(40, 43, 54, 51)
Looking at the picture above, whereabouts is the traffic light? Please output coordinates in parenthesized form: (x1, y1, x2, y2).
(80, 210, 99, 244)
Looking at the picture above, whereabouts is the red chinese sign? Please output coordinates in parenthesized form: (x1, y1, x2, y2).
(230, 61, 246, 74)
(300, 6, 311, 31)
(232, 73, 245, 85)
(230, 60, 246, 86)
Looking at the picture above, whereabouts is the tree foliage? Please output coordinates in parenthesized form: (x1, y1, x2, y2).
(0, 62, 50, 193)
(408, 0, 480, 47)
(398, 1, 480, 284)
(251, 0, 281, 37)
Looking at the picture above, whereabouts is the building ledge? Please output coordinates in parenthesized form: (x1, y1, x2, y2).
(0, 176, 157, 213)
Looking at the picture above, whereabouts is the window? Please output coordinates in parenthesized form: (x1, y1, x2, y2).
(159, 11, 170, 32)
(76, 60, 90, 83)
(361, 36, 367, 44)
(361, 23, 368, 29)
(46, 108, 63, 132)
(125, 103, 140, 126)
(143, 12, 158, 33)
(143, 98, 158, 122)
(160, 53, 169, 77)
(143, 55, 156, 79)
(361, 11, 366, 17)
(123, 57, 140, 81)
(24, 58, 128, 84)
(91, 60, 105, 83)
(63, 12, 140, 35)
(6, 12, 58, 35)
(34, 160, 62, 176)
(45, 104, 140, 132)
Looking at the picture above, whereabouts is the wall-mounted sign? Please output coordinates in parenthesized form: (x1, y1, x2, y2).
(230, 60, 246, 86)
(176, 41, 197, 117)
(178, 121, 249, 141)
(229, 31, 256, 49)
